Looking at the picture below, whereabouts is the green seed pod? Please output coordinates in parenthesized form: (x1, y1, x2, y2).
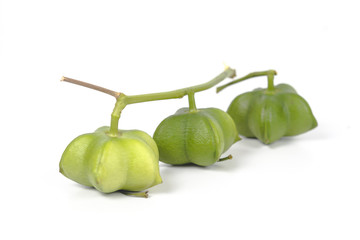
(153, 92, 239, 166)
(60, 126, 162, 193)
(217, 70, 317, 144)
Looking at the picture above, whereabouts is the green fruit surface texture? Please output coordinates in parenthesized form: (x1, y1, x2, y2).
(59, 126, 162, 193)
(153, 107, 239, 166)
(227, 83, 317, 144)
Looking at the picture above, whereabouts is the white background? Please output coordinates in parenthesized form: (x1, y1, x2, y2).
(1, 0, 359, 239)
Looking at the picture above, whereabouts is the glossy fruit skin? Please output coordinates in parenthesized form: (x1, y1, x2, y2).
(227, 84, 317, 144)
(59, 126, 162, 193)
(153, 108, 238, 166)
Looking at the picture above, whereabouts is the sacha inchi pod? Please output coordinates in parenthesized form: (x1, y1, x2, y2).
(217, 70, 317, 144)
(153, 97, 239, 166)
(60, 127, 162, 194)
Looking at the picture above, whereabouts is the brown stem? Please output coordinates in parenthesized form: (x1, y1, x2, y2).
(219, 154, 233, 162)
(120, 190, 149, 198)
(61, 76, 121, 98)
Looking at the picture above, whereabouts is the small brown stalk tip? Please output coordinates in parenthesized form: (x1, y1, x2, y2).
(144, 191, 149, 198)
(60, 76, 65, 81)
(231, 69, 237, 78)
(218, 154, 233, 162)
(121, 190, 149, 198)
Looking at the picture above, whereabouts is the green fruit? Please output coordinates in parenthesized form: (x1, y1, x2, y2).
(59, 126, 162, 193)
(225, 71, 317, 144)
(153, 107, 239, 166)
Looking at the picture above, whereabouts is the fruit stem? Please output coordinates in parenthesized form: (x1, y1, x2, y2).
(124, 66, 236, 104)
(216, 70, 277, 93)
(109, 94, 127, 136)
(62, 66, 236, 134)
(187, 91, 197, 112)
(266, 71, 275, 92)
(120, 190, 149, 198)
(219, 154, 233, 162)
